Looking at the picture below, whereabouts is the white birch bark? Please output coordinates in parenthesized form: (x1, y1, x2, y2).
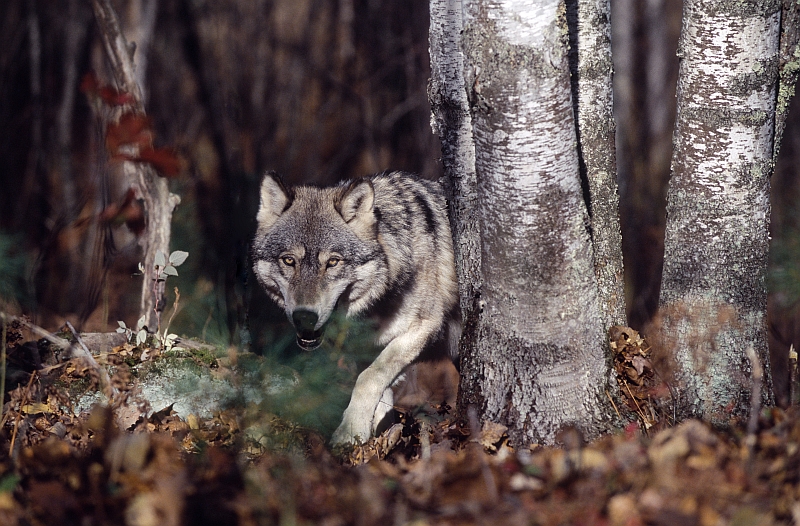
(659, 0, 780, 421)
(428, 0, 481, 326)
(572, 0, 626, 329)
(457, 0, 612, 445)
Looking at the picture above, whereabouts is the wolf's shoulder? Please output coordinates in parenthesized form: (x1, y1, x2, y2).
(366, 171, 444, 198)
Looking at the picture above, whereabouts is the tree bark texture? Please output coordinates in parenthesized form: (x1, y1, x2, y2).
(91, 0, 180, 330)
(773, 0, 800, 163)
(659, 0, 779, 422)
(569, 0, 627, 330)
(428, 0, 481, 350)
(454, 0, 614, 445)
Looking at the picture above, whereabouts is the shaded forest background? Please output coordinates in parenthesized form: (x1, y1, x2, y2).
(0, 0, 799, 404)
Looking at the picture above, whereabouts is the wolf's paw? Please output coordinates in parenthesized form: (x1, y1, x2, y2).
(331, 417, 372, 446)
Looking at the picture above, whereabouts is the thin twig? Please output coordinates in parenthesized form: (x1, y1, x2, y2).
(65, 321, 91, 356)
(153, 274, 162, 334)
(624, 382, 650, 430)
(9, 372, 37, 457)
(605, 390, 621, 419)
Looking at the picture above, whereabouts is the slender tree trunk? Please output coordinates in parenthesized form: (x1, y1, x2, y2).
(428, 0, 481, 350)
(611, 0, 681, 328)
(569, 0, 626, 330)
(441, 0, 614, 445)
(55, 0, 89, 220)
(659, 0, 780, 422)
(774, 0, 800, 163)
(91, 0, 179, 330)
(19, 0, 43, 227)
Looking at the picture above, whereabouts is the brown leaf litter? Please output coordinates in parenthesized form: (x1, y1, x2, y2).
(0, 321, 799, 525)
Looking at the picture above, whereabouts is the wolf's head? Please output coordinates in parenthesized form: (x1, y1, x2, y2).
(252, 173, 388, 350)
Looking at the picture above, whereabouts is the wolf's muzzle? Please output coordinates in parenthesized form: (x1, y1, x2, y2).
(292, 309, 323, 350)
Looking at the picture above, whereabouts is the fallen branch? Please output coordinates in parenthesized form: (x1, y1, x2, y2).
(0, 312, 69, 351)
(0, 313, 117, 401)
(65, 321, 117, 399)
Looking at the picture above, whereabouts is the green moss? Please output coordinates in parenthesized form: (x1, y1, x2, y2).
(58, 376, 95, 401)
(777, 53, 800, 117)
(162, 344, 222, 368)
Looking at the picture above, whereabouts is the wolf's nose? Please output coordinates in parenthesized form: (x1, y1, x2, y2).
(292, 309, 319, 332)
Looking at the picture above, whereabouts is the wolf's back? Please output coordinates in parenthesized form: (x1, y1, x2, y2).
(360, 172, 459, 362)
(365, 172, 458, 318)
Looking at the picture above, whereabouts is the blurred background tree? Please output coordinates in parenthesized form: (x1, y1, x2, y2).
(0, 0, 798, 405)
(0, 0, 438, 347)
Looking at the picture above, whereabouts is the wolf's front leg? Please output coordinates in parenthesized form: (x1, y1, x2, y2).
(373, 387, 395, 432)
(331, 324, 436, 446)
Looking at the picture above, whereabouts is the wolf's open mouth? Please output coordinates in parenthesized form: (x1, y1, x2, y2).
(296, 331, 323, 350)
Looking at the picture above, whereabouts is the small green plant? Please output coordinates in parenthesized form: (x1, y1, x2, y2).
(152, 249, 189, 282)
(117, 315, 148, 346)
(118, 250, 188, 351)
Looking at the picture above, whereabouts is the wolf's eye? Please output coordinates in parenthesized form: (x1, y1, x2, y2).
(280, 256, 295, 267)
(326, 257, 341, 268)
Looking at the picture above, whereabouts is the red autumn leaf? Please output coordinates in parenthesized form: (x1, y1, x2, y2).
(106, 112, 152, 154)
(136, 147, 183, 177)
(98, 86, 135, 106)
(80, 72, 135, 106)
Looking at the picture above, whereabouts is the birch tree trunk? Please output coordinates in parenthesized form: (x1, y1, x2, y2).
(435, 0, 615, 445)
(570, 0, 626, 330)
(92, 0, 179, 330)
(659, 0, 780, 422)
(428, 0, 481, 359)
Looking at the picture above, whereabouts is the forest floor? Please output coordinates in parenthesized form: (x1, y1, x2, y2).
(0, 318, 799, 526)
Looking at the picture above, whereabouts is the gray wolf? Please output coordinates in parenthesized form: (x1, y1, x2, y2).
(252, 171, 460, 445)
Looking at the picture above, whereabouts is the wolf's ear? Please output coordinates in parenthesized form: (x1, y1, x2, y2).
(336, 178, 375, 224)
(257, 172, 292, 229)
